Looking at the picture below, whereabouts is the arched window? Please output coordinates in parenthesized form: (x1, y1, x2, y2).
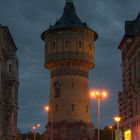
(54, 81, 61, 98)
(7, 59, 12, 73)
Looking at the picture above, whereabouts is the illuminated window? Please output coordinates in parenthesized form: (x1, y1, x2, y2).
(124, 130, 131, 140)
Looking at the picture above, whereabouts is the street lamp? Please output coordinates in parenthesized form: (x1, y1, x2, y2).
(45, 105, 53, 140)
(32, 124, 40, 140)
(109, 125, 114, 140)
(90, 90, 108, 140)
(114, 116, 121, 129)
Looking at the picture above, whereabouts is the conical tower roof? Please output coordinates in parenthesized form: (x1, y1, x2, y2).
(42, 0, 98, 40)
(50, 0, 87, 29)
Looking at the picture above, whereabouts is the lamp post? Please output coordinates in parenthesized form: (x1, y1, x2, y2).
(109, 125, 114, 140)
(32, 124, 40, 140)
(114, 116, 121, 129)
(90, 90, 107, 140)
(114, 116, 122, 140)
(45, 105, 53, 140)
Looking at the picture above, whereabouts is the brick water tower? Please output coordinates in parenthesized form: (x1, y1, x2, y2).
(41, 0, 98, 139)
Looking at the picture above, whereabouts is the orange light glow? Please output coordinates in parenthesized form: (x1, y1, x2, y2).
(32, 126, 36, 130)
(109, 125, 113, 129)
(90, 90, 108, 100)
(114, 116, 121, 122)
(32, 124, 40, 130)
(91, 92, 96, 97)
(102, 91, 107, 98)
(37, 124, 40, 127)
(45, 106, 50, 112)
(95, 91, 99, 96)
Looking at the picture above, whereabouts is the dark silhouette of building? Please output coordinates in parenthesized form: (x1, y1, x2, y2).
(118, 12, 140, 140)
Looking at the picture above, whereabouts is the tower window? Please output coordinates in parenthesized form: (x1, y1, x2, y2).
(54, 81, 61, 98)
(72, 82, 74, 88)
(71, 104, 75, 111)
(55, 104, 58, 112)
(89, 44, 92, 50)
(53, 42, 56, 49)
(79, 41, 82, 48)
(85, 82, 87, 88)
(86, 105, 88, 112)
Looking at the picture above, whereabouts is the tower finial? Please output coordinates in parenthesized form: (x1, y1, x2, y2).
(65, 0, 73, 4)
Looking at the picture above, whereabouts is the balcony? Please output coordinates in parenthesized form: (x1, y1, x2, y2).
(45, 52, 94, 68)
(1, 72, 18, 81)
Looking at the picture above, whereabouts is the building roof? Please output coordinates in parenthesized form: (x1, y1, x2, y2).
(118, 12, 140, 49)
(125, 12, 140, 37)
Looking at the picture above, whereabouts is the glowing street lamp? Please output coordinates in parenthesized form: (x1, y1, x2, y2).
(90, 90, 108, 140)
(114, 116, 121, 129)
(32, 124, 40, 140)
(45, 105, 53, 140)
(109, 125, 114, 140)
(45, 105, 50, 112)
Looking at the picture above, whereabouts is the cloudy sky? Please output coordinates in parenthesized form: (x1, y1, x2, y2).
(0, 0, 139, 133)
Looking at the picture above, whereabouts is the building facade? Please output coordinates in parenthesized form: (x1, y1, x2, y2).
(118, 13, 140, 140)
(41, 0, 98, 140)
(0, 25, 19, 140)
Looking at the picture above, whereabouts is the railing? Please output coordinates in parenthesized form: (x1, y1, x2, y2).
(1, 72, 18, 81)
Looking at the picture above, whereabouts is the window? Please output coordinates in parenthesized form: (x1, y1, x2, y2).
(55, 105, 58, 112)
(72, 82, 74, 88)
(71, 104, 75, 111)
(89, 44, 92, 50)
(7, 60, 12, 73)
(85, 82, 87, 88)
(8, 64, 12, 72)
(65, 40, 68, 48)
(53, 42, 56, 49)
(86, 105, 88, 112)
(79, 41, 82, 48)
(54, 81, 61, 98)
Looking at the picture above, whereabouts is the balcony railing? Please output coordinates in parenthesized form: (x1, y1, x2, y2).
(46, 52, 94, 64)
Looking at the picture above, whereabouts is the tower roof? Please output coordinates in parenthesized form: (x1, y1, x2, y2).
(41, 1, 98, 40)
(49, 1, 88, 29)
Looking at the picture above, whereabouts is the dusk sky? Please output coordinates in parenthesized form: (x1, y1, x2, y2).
(0, 0, 139, 133)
